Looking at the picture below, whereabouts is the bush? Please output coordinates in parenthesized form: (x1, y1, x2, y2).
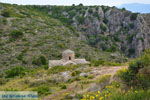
(93, 12, 99, 19)
(0, 19, 7, 25)
(0, 78, 8, 85)
(96, 75, 111, 83)
(117, 68, 135, 86)
(68, 10, 76, 18)
(130, 13, 138, 20)
(16, 53, 24, 61)
(32, 55, 47, 66)
(129, 23, 134, 29)
(91, 60, 105, 66)
(60, 84, 67, 89)
(87, 75, 94, 79)
(10, 30, 23, 39)
(121, 8, 126, 11)
(137, 68, 150, 88)
(48, 65, 80, 74)
(128, 48, 135, 55)
(1, 10, 10, 17)
(76, 16, 85, 24)
(74, 93, 83, 99)
(78, 3, 83, 6)
(100, 24, 107, 32)
(42, 65, 49, 70)
(113, 35, 120, 42)
(106, 45, 117, 52)
(103, 17, 108, 24)
(33, 85, 51, 96)
(118, 49, 150, 88)
(71, 70, 81, 76)
(5, 66, 27, 78)
(127, 33, 135, 43)
(88, 9, 93, 14)
(91, 60, 121, 67)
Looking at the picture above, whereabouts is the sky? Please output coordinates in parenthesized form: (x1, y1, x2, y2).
(0, 0, 150, 6)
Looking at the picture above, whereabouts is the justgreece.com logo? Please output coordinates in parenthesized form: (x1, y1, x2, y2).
(0, 91, 38, 100)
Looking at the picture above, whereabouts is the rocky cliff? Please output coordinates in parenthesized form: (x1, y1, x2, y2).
(44, 5, 150, 57)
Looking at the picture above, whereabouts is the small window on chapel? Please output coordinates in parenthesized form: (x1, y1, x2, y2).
(69, 56, 71, 60)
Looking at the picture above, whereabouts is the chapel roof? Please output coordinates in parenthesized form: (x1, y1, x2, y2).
(62, 49, 74, 54)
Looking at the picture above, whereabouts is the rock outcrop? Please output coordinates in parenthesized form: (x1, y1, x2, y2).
(47, 5, 150, 57)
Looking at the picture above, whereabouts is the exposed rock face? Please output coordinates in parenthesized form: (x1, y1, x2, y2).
(47, 6, 150, 57)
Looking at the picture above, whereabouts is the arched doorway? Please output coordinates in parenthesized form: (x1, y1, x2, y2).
(69, 56, 71, 60)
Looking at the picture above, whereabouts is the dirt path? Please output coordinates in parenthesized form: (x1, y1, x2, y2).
(43, 66, 127, 100)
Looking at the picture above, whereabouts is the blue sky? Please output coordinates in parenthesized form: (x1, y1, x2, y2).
(0, 0, 150, 6)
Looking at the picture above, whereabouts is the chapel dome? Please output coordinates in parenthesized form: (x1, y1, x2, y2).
(62, 49, 74, 55)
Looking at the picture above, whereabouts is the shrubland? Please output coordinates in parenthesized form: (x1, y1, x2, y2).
(0, 2, 150, 100)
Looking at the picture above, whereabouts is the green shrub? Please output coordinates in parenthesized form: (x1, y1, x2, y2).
(130, 13, 138, 20)
(140, 49, 150, 66)
(121, 8, 126, 11)
(105, 62, 122, 66)
(103, 17, 108, 24)
(93, 12, 99, 19)
(48, 65, 80, 74)
(71, 70, 81, 76)
(100, 24, 107, 32)
(0, 18, 7, 25)
(0, 78, 8, 85)
(10, 30, 23, 39)
(137, 69, 150, 88)
(42, 65, 49, 70)
(106, 45, 117, 52)
(33, 85, 51, 96)
(59, 17, 73, 24)
(48, 66, 66, 74)
(1, 10, 10, 17)
(68, 10, 76, 18)
(32, 55, 47, 66)
(96, 74, 111, 83)
(117, 68, 135, 86)
(113, 35, 120, 42)
(91, 60, 105, 66)
(60, 84, 67, 89)
(74, 93, 83, 99)
(67, 76, 82, 83)
(91, 60, 121, 67)
(87, 74, 94, 79)
(129, 23, 134, 29)
(128, 48, 135, 55)
(78, 3, 83, 6)
(5, 66, 27, 78)
(118, 49, 150, 88)
(88, 9, 93, 14)
(16, 53, 24, 61)
(102, 6, 110, 13)
(76, 16, 85, 24)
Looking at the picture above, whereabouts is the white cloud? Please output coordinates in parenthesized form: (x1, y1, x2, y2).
(0, 0, 150, 6)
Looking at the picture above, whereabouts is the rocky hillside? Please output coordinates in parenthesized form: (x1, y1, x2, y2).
(0, 3, 126, 69)
(0, 3, 150, 69)
(39, 5, 150, 57)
